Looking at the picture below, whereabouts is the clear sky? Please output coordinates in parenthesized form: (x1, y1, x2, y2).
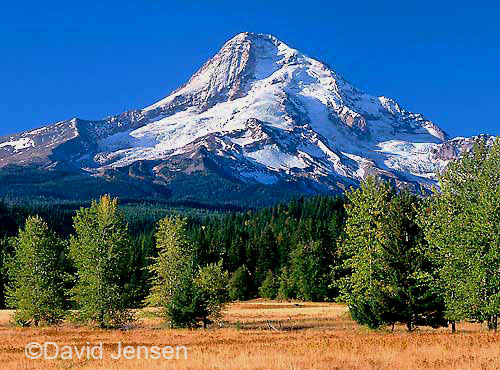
(1, 0, 498, 138)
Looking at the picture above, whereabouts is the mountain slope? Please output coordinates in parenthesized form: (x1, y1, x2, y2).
(0, 32, 492, 205)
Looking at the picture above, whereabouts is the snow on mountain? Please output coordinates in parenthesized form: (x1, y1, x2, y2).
(0, 32, 493, 202)
(0, 137, 35, 151)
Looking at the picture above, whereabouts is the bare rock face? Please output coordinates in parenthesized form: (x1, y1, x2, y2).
(0, 32, 495, 204)
(432, 141, 460, 161)
(431, 135, 496, 161)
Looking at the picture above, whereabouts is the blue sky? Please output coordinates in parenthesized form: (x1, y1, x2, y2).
(1, 0, 498, 137)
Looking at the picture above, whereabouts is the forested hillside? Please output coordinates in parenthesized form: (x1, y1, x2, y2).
(0, 195, 345, 310)
(1, 138, 499, 331)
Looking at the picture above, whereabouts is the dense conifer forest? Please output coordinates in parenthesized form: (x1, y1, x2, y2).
(1, 138, 499, 331)
(0, 195, 345, 310)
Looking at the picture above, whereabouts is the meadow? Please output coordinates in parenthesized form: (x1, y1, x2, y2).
(1, 301, 500, 370)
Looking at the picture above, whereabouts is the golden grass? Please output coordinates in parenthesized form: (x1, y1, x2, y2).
(1, 300, 500, 369)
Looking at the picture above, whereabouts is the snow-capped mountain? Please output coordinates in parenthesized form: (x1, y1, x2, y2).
(0, 32, 493, 205)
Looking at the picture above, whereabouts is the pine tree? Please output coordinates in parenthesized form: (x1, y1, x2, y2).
(69, 195, 132, 328)
(382, 192, 446, 331)
(166, 266, 206, 328)
(229, 265, 251, 301)
(165, 259, 229, 328)
(259, 270, 278, 299)
(289, 240, 332, 301)
(6, 216, 66, 326)
(255, 227, 277, 286)
(147, 216, 230, 328)
(339, 177, 446, 330)
(277, 267, 295, 300)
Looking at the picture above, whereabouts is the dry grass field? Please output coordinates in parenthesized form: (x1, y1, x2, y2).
(1, 300, 500, 369)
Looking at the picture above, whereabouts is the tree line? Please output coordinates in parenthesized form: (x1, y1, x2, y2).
(0, 138, 498, 331)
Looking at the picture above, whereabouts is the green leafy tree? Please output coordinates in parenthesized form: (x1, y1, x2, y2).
(146, 216, 194, 311)
(0, 236, 8, 309)
(339, 177, 446, 331)
(193, 260, 230, 326)
(419, 138, 500, 329)
(6, 216, 66, 326)
(259, 270, 278, 299)
(69, 195, 132, 328)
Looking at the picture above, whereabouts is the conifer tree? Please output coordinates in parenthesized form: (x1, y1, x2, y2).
(290, 240, 332, 301)
(229, 265, 251, 301)
(277, 267, 295, 300)
(166, 266, 206, 328)
(6, 216, 66, 326)
(69, 195, 132, 328)
(255, 227, 278, 286)
(339, 177, 446, 330)
(147, 216, 229, 328)
(259, 270, 278, 299)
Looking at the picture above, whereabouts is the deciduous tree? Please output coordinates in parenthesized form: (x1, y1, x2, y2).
(420, 138, 500, 329)
(146, 216, 194, 310)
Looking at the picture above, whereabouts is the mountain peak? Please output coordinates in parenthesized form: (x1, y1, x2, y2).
(227, 32, 280, 44)
(0, 32, 475, 205)
(223, 32, 301, 61)
(145, 32, 302, 112)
